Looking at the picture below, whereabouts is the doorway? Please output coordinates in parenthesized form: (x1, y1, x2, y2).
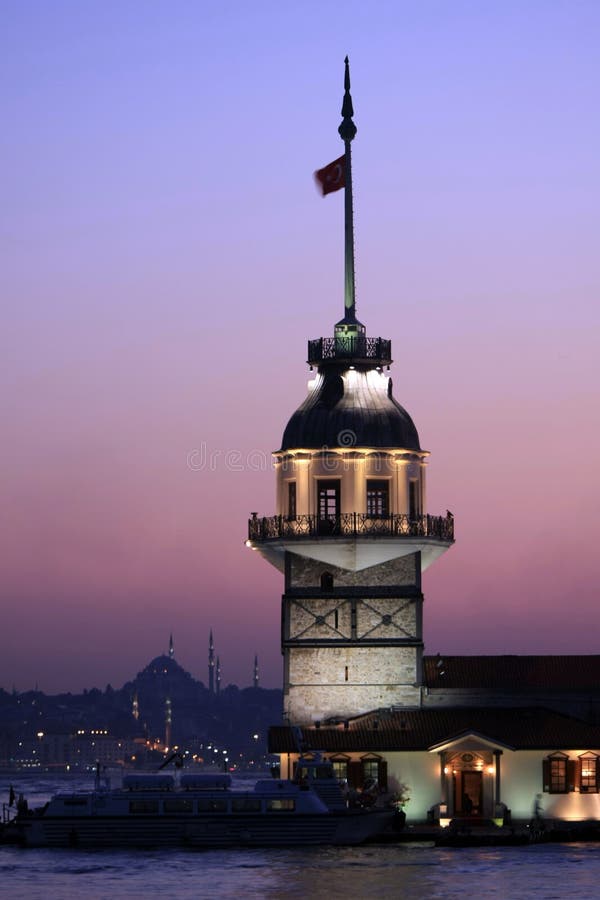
(454, 770, 483, 816)
(317, 481, 340, 535)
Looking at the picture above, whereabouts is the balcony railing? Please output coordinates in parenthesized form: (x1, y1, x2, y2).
(248, 512, 454, 543)
(307, 336, 392, 366)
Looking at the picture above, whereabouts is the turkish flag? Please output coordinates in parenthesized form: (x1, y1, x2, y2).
(314, 155, 345, 196)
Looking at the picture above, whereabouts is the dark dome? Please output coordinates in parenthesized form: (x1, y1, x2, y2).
(280, 369, 421, 451)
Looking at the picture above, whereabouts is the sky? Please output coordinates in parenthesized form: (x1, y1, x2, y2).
(1, 1, 599, 694)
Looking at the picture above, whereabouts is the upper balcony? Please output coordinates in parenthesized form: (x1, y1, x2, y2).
(307, 335, 392, 368)
(248, 512, 454, 543)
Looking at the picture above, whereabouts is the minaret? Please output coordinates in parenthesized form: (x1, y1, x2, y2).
(216, 657, 221, 696)
(208, 630, 215, 694)
(132, 692, 139, 721)
(253, 655, 259, 689)
(169, 633, 174, 660)
(247, 59, 454, 725)
(165, 697, 172, 750)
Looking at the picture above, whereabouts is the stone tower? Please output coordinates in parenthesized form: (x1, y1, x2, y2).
(247, 59, 454, 725)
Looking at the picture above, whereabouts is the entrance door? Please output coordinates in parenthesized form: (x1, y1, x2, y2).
(454, 770, 483, 816)
(317, 481, 340, 535)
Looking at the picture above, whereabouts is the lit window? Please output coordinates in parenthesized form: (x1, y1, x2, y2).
(317, 482, 340, 534)
(363, 759, 379, 782)
(551, 759, 567, 792)
(330, 759, 349, 781)
(544, 753, 571, 794)
(579, 754, 598, 793)
(366, 480, 389, 517)
(267, 799, 295, 811)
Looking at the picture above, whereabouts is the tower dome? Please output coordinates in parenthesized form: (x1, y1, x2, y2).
(280, 368, 421, 452)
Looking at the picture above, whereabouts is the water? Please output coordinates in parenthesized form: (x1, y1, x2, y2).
(2, 775, 600, 899)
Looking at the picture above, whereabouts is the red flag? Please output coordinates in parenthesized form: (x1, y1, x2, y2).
(314, 155, 345, 196)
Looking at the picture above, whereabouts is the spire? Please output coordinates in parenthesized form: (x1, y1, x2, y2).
(208, 629, 215, 694)
(253, 654, 259, 689)
(168, 633, 174, 659)
(338, 56, 357, 321)
(216, 656, 221, 696)
(306, 59, 391, 371)
(165, 696, 172, 750)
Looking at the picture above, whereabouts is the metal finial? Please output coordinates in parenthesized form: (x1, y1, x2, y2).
(339, 56, 357, 142)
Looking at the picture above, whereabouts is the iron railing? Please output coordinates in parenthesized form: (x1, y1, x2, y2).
(248, 512, 454, 542)
(307, 336, 392, 365)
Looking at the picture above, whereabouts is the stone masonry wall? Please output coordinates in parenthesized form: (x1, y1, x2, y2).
(288, 552, 418, 589)
(285, 645, 420, 724)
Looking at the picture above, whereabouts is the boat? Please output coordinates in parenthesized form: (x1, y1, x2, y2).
(2, 754, 396, 848)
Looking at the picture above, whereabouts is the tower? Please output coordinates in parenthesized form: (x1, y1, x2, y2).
(168, 633, 174, 660)
(164, 696, 172, 750)
(247, 59, 454, 725)
(216, 656, 221, 696)
(208, 629, 215, 694)
(253, 654, 259, 689)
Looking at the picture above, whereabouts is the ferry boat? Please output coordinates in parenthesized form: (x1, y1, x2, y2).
(2, 755, 396, 848)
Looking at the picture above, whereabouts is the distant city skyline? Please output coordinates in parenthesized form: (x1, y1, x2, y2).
(2, 1, 599, 693)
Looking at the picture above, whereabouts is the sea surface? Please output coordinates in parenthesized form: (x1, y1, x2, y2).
(2, 774, 599, 899)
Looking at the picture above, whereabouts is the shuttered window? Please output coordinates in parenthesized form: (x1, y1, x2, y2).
(579, 754, 599, 793)
(351, 756, 389, 792)
(543, 753, 575, 793)
(330, 757, 349, 781)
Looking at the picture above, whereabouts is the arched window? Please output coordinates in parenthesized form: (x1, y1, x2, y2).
(321, 572, 334, 591)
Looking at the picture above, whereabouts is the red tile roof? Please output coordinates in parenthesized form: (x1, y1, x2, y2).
(423, 655, 600, 690)
(269, 708, 600, 753)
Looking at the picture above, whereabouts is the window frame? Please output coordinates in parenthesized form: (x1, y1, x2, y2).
(408, 479, 420, 520)
(543, 752, 573, 794)
(366, 479, 390, 517)
(579, 753, 599, 793)
(287, 481, 297, 520)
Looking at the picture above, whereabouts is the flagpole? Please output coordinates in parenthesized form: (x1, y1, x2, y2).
(338, 56, 357, 321)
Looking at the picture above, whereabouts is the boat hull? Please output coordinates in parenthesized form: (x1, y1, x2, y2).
(16, 809, 394, 848)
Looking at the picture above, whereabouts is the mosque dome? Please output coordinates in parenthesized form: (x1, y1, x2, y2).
(279, 367, 421, 452)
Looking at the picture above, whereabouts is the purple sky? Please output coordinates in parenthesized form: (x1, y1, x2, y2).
(2, 2, 599, 693)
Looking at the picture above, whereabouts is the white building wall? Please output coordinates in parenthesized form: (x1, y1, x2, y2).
(501, 749, 600, 822)
(385, 751, 442, 821)
(276, 449, 428, 518)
